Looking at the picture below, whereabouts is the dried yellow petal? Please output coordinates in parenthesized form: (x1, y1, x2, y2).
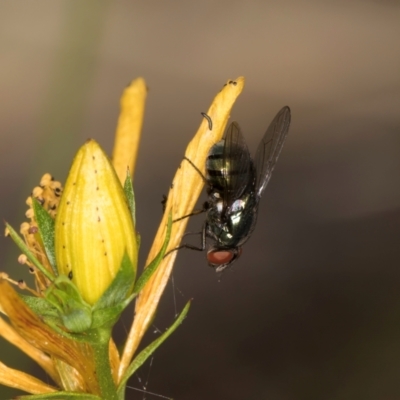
(112, 77, 147, 184)
(0, 361, 56, 394)
(0, 279, 99, 394)
(119, 77, 245, 379)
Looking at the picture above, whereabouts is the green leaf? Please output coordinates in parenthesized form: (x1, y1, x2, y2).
(32, 198, 57, 276)
(15, 392, 101, 399)
(5, 223, 54, 282)
(118, 300, 191, 394)
(123, 172, 135, 226)
(133, 212, 172, 295)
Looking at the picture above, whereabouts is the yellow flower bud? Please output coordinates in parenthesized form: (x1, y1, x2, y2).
(55, 140, 137, 305)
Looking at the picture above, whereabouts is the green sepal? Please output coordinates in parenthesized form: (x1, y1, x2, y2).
(21, 295, 63, 326)
(91, 297, 133, 331)
(14, 392, 101, 399)
(94, 252, 135, 311)
(4, 223, 54, 282)
(123, 172, 136, 226)
(20, 295, 88, 342)
(45, 275, 92, 333)
(32, 198, 57, 276)
(89, 252, 135, 329)
(117, 300, 191, 394)
(133, 212, 172, 295)
(21, 283, 93, 337)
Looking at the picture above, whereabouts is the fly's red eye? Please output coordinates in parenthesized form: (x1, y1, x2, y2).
(207, 250, 235, 265)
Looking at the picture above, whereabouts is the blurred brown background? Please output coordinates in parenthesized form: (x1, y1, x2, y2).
(1, 1, 400, 399)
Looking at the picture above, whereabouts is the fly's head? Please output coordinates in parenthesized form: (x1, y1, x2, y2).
(206, 246, 243, 273)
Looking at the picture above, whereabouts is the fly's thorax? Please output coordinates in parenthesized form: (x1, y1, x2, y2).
(207, 191, 223, 213)
(206, 190, 258, 248)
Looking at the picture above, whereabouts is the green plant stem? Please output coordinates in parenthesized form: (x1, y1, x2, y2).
(90, 328, 118, 400)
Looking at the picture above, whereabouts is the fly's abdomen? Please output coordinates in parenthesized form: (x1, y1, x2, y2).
(206, 140, 225, 192)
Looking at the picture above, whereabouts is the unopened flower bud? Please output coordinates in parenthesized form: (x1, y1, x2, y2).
(55, 140, 137, 305)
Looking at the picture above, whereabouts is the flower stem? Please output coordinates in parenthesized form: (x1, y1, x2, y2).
(90, 328, 118, 400)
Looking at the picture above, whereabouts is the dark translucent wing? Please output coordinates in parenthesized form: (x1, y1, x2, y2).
(222, 122, 252, 204)
(254, 106, 291, 197)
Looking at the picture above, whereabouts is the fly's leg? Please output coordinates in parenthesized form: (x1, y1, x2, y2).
(182, 156, 207, 182)
(164, 222, 207, 258)
(173, 201, 209, 222)
(162, 155, 209, 220)
(171, 155, 209, 220)
(163, 110, 212, 219)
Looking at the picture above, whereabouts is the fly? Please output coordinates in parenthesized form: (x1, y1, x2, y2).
(175, 106, 291, 273)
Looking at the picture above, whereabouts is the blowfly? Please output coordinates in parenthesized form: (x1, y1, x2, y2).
(178, 106, 291, 273)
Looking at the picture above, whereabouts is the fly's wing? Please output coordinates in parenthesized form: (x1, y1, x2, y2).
(254, 106, 291, 198)
(222, 121, 252, 204)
